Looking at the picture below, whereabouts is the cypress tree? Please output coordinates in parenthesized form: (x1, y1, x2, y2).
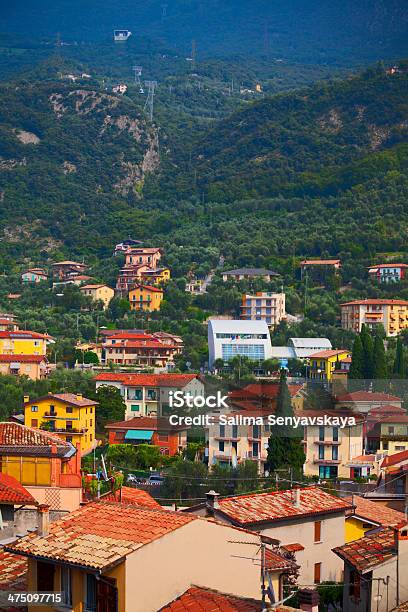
(349, 335, 364, 380)
(267, 370, 305, 475)
(393, 337, 405, 378)
(373, 334, 387, 390)
(360, 325, 374, 380)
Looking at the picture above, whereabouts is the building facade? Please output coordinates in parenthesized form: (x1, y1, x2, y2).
(222, 268, 280, 282)
(21, 268, 48, 283)
(23, 393, 97, 455)
(308, 349, 351, 381)
(340, 299, 408, 336)
(240, 292, 286, 327)
(128, 284, 163, 311)
(95, 372, 204, 419)
(368, 263, 408, 283)
(0, 354, 49, 380)
(106, 416, 188, 456)
(101, 331, 182, 368)
(79, 284, 114, 309)
(208, 319, 272, 368)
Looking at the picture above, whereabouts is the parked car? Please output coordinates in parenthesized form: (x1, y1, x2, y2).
(147, 474, 165, 486)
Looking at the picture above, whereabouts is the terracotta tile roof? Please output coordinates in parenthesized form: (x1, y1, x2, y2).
(0, 473, 36, 505)
(0, 354, 46, 363)
(160, 586, 263, 611)
(6, 502, 196, 570)
(341, 299, 408, 306)
(283, 543, 305, 552)
(229, 383, 303, 401)
(368, 405, 406, 416)
(103, 487, 161, 509)
(80, 284, 110, 290)
(52, 261, 86, 267)
(368, 264, 408, 269)
(309, 349, 349, 359)
(380, 415, 408, 423)
(333, 527, 397, 572)
(0, 550, 28, 591)
(0, 422, 71, 449)
(24, 393, 98, 407)
(217, 487, 352, 526)
(265, 549, 297, 571)
(105, 416, 188, 432)
(345, 496, 406, 527)
(301, 259, 341, 265)
(0, 330, 51, 340)
(381, 449, 408, 468)
(336, 391, 401, 403)
(129, 284, 163, 293)
(95, 373, 197, 387)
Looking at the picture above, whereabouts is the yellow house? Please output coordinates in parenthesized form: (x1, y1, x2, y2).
(6, 500, 292, 612)
(308, 349, 351, 381)
(378, 417, 408, 454)
(79, 284, 115, 309)
(0, 330, 52, 356)
(344, 495, 406, 543)
(128, 284, 163, 312)
(140, 267, 171, 286)
(24, 393, 97, 455)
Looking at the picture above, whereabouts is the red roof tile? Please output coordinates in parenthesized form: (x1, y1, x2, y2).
(103, 487, 161, 509)
(160, 586, 263, 611)
(341, 299, 408, 306)
(301, 260, 341, 265)
(229, 383, 303, 402)
(265, 548, 298, 571)
(105, 416, 187, 432)
(24, 393, 98, 407)
(336, 391, 401, 402)
(0, 473, 36, 505)
(345, 496, 406, 527)
(129, 284, 163, 293)
(283, 543, 305, 552)
(217, 487, 352, 526)
(0, 355, 46, 363)
(0, 330, 51, 340)
(381, 449, 408, 468)
(95, 373, 198, 388)
(0, 422, 71, 448)
(333, 527, 396, 572)
(309, 349, 349, 359)
(368, 264, 408, 269)
(0, 550, 28, 591)
(6, 502, 196, 570)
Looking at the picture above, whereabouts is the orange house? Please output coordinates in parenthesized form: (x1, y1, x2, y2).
(128, 284, 163, 312)
(105, 416, 188, 456)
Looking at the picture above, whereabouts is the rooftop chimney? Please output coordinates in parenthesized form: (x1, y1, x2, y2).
(206, 490, 220, 514)
(293, 487, 301, 508)
(76, 394, 83, 401)
(298, 588, 320, 612)
(37, 504, 50, 537)
(23, 395, 29, 403)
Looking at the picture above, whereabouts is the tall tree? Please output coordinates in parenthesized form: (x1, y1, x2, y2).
(393, 337, 405, 378)
(373, 334, 387, 390)
(267, 370, 305, 476)
(349, 335, 364, 380)
(360, 325, 374, 380)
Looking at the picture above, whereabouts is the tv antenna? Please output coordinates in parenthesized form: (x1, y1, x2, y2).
(133, 66, 144, 92)
(144, 81, 157, 121)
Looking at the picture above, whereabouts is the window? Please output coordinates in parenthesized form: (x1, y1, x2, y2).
(66, 436, 73, 443)
(232, 425, 238, 439)
(318, 445, 325, 460)
(131, 405, 140, 412)
(31, 419, 38, 427)
(319, 426, 325, 441)
(332, 427, 339, 442)
(219, 425, 225, 438)
(37, 561, 55, 591)
(218, 441, 225, 452)
(85, 574, 97, 611)
(31, 405, 38, 412)
(66, 406, 73, 414)
(252, 442, 259, 458)
(314, 562, 321, 584)
(253, 425, 260, 438)
(314, 521, 322, 543)
(332, 446, 338, 460)
(158, 434, 169, 442)
(61, 566, 72, 606)
(66, 421, 73, 431)
(388, 426, 395, 434)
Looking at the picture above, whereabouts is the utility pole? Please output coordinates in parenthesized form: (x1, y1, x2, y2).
(144, 81, 157, 121)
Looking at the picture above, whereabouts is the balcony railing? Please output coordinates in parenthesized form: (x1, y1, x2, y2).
(52, 427, 88, 435)
(313, 454, 342, 465)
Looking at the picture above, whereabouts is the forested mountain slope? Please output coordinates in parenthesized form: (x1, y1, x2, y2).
(161, 67, 408, 202)
(2, 0, 407, 64)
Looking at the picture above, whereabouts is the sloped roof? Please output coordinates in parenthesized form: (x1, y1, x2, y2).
(222, 268, 280, 276)
(0, 422, 74, 457)
(301, 259, 341, 265)
(103, 487, 161, 509)
(341, 299, 408, 306)
(289, 337, 331, 349)
(0, 550, 28, 592)
(0, 355, 46, 363)
(309, 349, 349, 359)
(336, 391, 402, 403)
(345, 496, 406, 527)
(105, 416, 187, 433)
(333, 527, 396, 572)
(381, 449, 408, 468)
(95, 373, 198, 388)
(0, 473, 36, 505)
(160, 586, 263, 611)
(24, 393, 98, 408)
(216, 487, 352, 526)
(6, 502, 196, 571)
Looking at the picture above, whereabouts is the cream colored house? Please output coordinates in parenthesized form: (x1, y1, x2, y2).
(80, 284, 114, 309)
(184, 487, 352, 587)
(6, 501, 295, 611)
(302, 411, 364, 479)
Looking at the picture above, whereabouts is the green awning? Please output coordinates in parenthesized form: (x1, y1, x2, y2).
(125, 429, 154, 441)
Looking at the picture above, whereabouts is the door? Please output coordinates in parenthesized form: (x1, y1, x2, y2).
(97, 577, 118, 612)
